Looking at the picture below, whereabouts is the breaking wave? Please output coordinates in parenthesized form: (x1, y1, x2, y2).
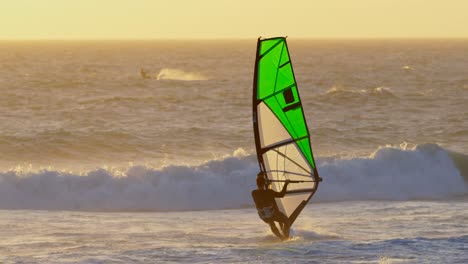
(320, 86, 397, 104)
(156, 68, 208, 81)
(0, 144, 466, 211)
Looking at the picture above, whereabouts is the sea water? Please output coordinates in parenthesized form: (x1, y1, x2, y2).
(0, 39, 467, 263)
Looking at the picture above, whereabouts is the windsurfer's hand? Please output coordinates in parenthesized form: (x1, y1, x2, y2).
(285, 180, 291, 184)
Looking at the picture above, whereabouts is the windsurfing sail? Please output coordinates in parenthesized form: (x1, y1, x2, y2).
(252, 37, 321, 227)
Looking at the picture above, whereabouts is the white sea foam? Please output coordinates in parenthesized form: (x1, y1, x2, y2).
(324, 86, 396, 98)
(0, 145, 466, 211)
(156, 68, 208, 81)
(317, 144, 467, 202)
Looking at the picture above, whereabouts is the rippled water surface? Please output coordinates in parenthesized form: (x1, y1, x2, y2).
(0, 40, 467, 263)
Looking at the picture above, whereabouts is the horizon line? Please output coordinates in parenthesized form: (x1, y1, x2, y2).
(1, 36, 468, 42)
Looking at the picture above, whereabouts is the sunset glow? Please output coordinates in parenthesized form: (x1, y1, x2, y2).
(1, 0, 468, 39)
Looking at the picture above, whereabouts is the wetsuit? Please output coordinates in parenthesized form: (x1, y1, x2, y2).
(251, 187, 288, 223)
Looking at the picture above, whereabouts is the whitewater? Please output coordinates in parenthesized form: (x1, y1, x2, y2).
(0, 39, 467, 263)
(1, 144, 467, 211)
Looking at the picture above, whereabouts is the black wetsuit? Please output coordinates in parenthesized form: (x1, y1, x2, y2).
(251, 188, 288, 223)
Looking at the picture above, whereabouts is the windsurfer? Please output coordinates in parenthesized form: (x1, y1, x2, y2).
(251, 172, 291, 240)
(140, 68, 150, 79)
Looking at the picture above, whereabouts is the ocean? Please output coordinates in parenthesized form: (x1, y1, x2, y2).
(0, 39, 467, 263)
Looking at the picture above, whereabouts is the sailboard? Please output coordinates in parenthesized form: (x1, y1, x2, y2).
(252, 37, 321, 227)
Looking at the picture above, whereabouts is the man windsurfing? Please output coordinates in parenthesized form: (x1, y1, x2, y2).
(251, 172, 291, 240)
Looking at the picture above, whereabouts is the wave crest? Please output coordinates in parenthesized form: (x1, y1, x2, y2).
(322, 86, 397, 102)
(156, 68, 208, 81)
(0, 145, 466, 211)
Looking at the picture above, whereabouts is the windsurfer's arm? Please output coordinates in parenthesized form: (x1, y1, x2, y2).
(274, 180, 291, 198)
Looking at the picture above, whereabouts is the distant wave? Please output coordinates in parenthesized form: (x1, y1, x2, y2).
(156, 68, 208, 81)
(0, 144, 466, 211)
(321, 86, 397, 103)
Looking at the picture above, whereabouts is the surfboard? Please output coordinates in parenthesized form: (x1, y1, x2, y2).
(252, 37, 321, 227)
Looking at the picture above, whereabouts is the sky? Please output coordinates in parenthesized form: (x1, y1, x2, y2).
(1, 0, 468, 39)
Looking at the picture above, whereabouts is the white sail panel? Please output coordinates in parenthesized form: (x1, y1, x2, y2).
(275, 193, 310, 218)
(257, 102, 291, 148)
(263, 144, 314, 190)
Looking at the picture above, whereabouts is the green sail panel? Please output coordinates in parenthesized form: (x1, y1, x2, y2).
(252, 37, 321, 227)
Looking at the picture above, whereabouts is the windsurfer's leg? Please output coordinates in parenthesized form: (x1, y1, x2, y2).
(268, 222, 284, 240)
(282, 221, 290, 238)
(276, 212, 290, 239)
